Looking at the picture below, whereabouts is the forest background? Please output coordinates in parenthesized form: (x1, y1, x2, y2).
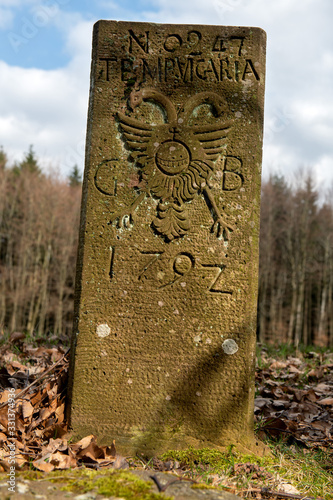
(1, 146, 333, 349)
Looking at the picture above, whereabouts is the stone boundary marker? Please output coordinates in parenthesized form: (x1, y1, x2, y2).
(67, 20, 266, 456)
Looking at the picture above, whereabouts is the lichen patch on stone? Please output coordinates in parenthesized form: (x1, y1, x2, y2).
(96, 323, 111, 338)
(222, 339, 239, 355)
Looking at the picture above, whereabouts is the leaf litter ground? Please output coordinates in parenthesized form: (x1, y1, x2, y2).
(0, 340, 332, 499)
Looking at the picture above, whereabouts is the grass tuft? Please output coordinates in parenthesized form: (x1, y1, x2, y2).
(160, 443, 333, 499)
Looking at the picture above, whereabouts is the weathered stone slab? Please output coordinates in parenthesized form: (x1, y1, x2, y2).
(68, 20, 266, 455)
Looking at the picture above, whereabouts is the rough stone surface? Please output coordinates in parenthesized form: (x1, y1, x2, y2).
(68, 21, 266, 455)
(0, 472, 242, 499)
(132, 471, 242, 499)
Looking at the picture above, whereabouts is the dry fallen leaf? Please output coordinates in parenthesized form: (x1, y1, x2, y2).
(22, 400, 34, 420)
(70, 434, 96, 453)
(288, 365, 302, 374)
(318, 397, 333, 405)
(33, 456, 54, 472)
(49, 451, 77, 469)
(311, 421, 332, 433)
(287, 357, 302, 367)
(55, 402, 65, 424)
(41, 437, 68, 455)
(270, 361, 287, 370)
(9, 331, 26, 343)
(112, 455, 129, 469)
(314, 383, 332, 394)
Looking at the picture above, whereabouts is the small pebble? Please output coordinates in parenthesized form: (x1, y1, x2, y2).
(17, 483, 30, 494)
(75, 493, 97, 500)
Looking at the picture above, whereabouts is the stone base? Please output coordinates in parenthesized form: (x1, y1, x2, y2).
(68, 419, 270, 458)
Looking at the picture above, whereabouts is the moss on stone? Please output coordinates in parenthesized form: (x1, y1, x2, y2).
(61, 469, 172, 499)
(160, 445, 274, 474)
(191, 483, 218, 490)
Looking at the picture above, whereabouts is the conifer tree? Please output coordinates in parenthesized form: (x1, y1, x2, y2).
(14, 145, 41, 175)
(68, 165, 82, 187)
(0, 146, 7, 170)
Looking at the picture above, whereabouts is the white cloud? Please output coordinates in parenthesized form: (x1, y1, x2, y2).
(63, 19, 94, 66)
(0, 0, 41, 29)
(263, 142, 299, 176)
(0, 61, 88, 172)
(0, 7, 14, 28)
(0, 0, 25, 6)
(314, 155, 333, 187)
(0, 17, 92, 175)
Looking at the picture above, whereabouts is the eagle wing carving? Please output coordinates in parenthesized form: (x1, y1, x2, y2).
(117, 112, 155, 161)
(192, 121, 233, 161)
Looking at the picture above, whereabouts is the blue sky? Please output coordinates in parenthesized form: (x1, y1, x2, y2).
(0, 0, 156, 68)
(1, 0, 333, 189)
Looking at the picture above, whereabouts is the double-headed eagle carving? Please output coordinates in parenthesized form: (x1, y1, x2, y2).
(111, 87, 234, 242)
